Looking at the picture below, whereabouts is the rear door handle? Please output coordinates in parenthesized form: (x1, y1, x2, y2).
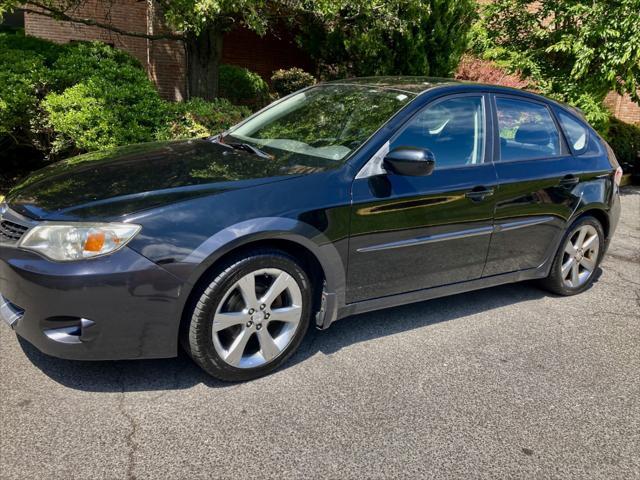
(559, 174, 580, 187)
(465, 186, 494, 201)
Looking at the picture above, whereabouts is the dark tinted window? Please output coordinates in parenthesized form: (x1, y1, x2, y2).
(391, 96, 485, 169)
(557, 110, 589, 154)
(496, 98, 561, 162)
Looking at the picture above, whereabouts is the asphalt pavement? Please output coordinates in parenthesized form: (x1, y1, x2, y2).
(1, 187, 638, 479)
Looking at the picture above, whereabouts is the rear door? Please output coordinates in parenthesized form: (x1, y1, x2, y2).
(347, 93, 498, 303)
(483, 94, 583, 276)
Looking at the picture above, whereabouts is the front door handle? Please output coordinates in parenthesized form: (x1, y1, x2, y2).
(559, 174, 580, 187)
(465, 186, 494, 201)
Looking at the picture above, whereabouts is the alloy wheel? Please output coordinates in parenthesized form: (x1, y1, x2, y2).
(561, 224, 600, 289)
(212, 268, 303, 369)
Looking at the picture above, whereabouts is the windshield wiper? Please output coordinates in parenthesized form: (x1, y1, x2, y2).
(227, 142, 272, 159)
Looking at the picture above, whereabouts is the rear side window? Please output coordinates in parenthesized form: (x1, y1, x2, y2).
(496, 97, 561, 162)
(556, 110, 590, 155)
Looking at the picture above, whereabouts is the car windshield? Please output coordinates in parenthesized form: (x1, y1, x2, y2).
(224, 84, 415, 162)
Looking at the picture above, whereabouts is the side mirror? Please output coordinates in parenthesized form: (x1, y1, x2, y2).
(383, 147, 436, 176)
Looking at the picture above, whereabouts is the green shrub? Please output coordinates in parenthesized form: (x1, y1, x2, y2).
(43, 64, 168, 154)
(0, 48, 47, 136)
(270, 68, 316, 97)
(0, 31, 252, 184)
(0, 31, 65, 67)
(607, 118, 640, 175)
(157, 97, 250, 140)
(218, 64, 270, 110)
(51, 41, 142, 90)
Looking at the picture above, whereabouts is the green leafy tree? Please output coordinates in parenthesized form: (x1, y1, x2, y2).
(300, 0, 477, 78)
(0, 0, 276, 99)
(1, 1, 477, 100)
(0, 1, 343, 99)
(474, 0, 640, 131)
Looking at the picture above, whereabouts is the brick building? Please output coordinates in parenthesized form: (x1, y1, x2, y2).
(604, 92, 640, 124)
(17, 2, 640, 122)
(23, 0, 311, 101)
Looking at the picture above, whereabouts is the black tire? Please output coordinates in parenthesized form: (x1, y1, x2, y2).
(185, 249, 312, 382)
(540, 215, 605, 296)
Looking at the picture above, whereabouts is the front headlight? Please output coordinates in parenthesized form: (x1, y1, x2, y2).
(19, 223, 141, 261)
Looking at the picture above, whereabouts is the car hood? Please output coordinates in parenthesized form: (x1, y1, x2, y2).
(7, 139, 326, 221)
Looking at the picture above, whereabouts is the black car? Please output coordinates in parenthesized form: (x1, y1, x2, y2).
(0, 78, 622, 381)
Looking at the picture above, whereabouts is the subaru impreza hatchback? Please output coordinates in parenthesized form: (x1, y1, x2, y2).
(0, 78, 621, 381)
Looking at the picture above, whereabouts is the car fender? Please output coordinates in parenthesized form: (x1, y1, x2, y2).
(167, 216, 346, 326)
(566, 176, 612, 226)
(183, 216, 345, 289)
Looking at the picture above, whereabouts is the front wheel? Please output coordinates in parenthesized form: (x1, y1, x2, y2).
(540, 216, 604, 296)
(185, 249, 312, 381)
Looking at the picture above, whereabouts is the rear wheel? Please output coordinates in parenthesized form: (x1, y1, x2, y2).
(186, 249, 312, 381)
(541, 216, 604, 296)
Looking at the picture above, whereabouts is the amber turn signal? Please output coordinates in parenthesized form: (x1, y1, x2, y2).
(84, 231, 106, 252)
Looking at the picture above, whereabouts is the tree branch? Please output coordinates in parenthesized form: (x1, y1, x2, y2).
(22, 1, 185, 42)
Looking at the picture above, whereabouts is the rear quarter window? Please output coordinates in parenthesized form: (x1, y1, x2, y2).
(555, 109, 603, 156)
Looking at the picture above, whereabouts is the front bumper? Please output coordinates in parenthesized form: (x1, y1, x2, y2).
(0, 245, 186, 360)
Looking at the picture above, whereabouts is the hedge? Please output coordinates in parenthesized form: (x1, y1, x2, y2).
(0, 32, 250, 174)
(271, 68, 316, 97)
(607, 118, 640, 176)
(218, 64, 270, 109)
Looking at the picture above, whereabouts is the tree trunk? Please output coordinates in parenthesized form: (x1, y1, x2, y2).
(185, 26, 223, 100)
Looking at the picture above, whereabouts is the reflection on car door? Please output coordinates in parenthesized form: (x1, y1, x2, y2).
(346, 94, 498, 304)
(483, 95, 583, 276)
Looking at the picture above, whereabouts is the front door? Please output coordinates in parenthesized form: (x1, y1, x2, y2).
(346, 94, 498, 304)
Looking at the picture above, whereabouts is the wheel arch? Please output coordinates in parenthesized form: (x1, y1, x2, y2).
(175, 218, 346, 348)
(572, 206, 610, 241)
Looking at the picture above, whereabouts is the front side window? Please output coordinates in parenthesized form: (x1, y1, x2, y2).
(496, 97, 561, 162)
(390, 96, 485, 169)
(226, 85, 414, 162)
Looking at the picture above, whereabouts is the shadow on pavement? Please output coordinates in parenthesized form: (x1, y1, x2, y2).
(18, 275, 602, 393)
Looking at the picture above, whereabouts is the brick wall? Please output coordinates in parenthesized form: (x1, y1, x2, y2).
(24, 0, 312, 101)
(604, 92, 640, 124)
(221, 26, 313, 82)
(24, 1, 149, 66)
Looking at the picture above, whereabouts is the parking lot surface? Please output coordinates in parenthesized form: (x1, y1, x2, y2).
(1, 187, 638, 480)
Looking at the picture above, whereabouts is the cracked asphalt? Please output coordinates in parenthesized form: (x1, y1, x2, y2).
(1, 187, 639, 480)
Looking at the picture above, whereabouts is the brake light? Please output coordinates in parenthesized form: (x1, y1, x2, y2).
(614, 166, 623, 187)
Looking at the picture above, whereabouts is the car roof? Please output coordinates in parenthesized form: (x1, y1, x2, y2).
(320, 77, 587, 123)
(323, 76, 545, 98)
(324, 76, 460, 94)
(319, 75, 584, 111)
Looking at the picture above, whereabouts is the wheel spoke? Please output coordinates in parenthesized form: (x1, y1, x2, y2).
(576, 227, 588, 248)
(224, 328, 252, 367)
(270, 305, 302, 325)
(562, 257, 575, 278)
(260, 272, 294, 307)
(257, 328, 281, 361)
(582, 234, 597, 250)
(237, 274, 258, 309)
(580, 256, 596, 272)
(213, 311, 248, 332)
(564, 242, 577, 256)
(571, 262, 580, 286)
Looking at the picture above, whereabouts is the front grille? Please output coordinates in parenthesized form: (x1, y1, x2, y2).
(0, 220, 29, 243)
